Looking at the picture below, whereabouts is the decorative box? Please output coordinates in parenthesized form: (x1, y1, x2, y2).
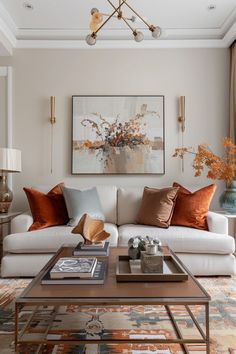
(141, 243, 163, 273)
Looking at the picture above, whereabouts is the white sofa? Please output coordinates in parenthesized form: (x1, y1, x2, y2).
(1, 185, 236, 277)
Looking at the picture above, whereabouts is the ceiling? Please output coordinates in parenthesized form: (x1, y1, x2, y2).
(0, 0, 235, 55)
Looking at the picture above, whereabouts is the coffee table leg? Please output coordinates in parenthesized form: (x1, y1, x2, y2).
(15, 303, 19, 353)
(205, 303, 210, 353)
(165, 305, 189, 354)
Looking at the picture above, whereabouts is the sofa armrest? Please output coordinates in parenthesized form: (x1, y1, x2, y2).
(11, 212, 33, 233)
(207, 211, 228, 235)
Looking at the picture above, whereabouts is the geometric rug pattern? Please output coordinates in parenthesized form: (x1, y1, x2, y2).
(0, 276, 236, 353)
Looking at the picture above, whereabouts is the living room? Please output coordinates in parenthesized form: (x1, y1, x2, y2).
(0, 0, 235, 353)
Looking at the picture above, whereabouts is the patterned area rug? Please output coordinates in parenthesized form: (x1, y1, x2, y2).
(0, 277, 236, 353)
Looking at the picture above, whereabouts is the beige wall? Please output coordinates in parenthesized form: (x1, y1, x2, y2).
(0, 48, 230, 210)
(0, 76, 7, 147)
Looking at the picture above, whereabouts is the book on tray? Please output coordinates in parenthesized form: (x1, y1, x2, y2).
(41, 260, 107, 285)
(50, 257, 97, 279)
(73, 241, 109, 256)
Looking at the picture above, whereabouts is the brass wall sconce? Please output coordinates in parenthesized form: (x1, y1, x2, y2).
(50, 96, 56, 174)
(177, 96, 186, 172)
(178, 96, 185, 132)
(50, 96, 56, 125)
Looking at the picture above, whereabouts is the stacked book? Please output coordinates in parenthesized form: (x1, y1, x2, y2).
(73, 241, 109, 256)
(41, 256, 107, 285)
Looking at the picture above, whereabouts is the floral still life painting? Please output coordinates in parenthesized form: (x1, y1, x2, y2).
(72, 96, 164, 174)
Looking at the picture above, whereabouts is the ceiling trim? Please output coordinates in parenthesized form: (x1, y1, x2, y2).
(16, 27, 224, 40)
(16, 39, 227, 49)
(0, 3, 235, 54)
(219, 5, 236, 34)
(0, 2, 16, 36)
(223, 21, 236, 47)
(0, 18, 16, 46)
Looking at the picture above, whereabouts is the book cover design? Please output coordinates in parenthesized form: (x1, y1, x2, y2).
(74, 241, 109, 256)
(43, 260, 107, 285)
(50, 257, 97, 278)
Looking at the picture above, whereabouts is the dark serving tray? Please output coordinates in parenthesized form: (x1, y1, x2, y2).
(116, 255, 189, 282)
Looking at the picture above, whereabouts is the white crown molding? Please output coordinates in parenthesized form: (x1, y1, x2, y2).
(16, 38, 227, 49)
(219, 5, 236, 35)
(0, 2, 17, 35)
(0, 30, 13, 55)
(16, 27, 224, 40)
(0, 2, 17, 55)
(223, 21, 236, 47)
(12, 22, 236, 50)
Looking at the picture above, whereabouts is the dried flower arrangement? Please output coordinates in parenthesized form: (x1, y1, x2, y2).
(173, 137, 236, 183)
(79, 105, 159, 167)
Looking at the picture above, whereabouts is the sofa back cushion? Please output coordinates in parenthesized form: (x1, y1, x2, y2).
(117, 187, 144, 225)
(95, 185, 117, 224)
(117, 185, 212, 226)
(34, 185, 117, 224)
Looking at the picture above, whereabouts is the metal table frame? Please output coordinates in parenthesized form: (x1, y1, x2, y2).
(15, 300, 210, 354)
(15, 247, 211, 353)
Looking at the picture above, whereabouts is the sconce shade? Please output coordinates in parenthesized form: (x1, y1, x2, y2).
(0, 148, 22, 173)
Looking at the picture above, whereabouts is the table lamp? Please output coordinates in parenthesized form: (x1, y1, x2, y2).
(0, 148, 21, 213)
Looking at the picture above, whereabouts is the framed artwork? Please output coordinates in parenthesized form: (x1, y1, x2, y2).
(72, 95, 165, 174)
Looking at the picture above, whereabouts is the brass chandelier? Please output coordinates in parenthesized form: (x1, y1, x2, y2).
(86, 0, 161, 45)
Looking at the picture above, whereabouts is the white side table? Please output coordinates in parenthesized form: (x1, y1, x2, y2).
(0, 211, 22, 259)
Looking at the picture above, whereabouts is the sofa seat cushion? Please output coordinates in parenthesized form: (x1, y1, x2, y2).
(4, 223, 118, 253)
(118, 224, 235, 254)
(176, 253, 236, 276)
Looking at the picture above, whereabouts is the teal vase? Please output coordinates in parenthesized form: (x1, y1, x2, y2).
(219, 181, 236, 214)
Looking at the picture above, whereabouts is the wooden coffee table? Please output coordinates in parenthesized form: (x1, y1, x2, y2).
(15, 246, 211, 353)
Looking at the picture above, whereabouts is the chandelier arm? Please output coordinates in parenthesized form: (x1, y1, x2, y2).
(94, 0, 126, 35)
(102, 12, 134, 22)
(106, 0, 135, 31)
(122, 1, 152, 28)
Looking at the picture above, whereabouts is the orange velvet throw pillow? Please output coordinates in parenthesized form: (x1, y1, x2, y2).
(171, 182, 217, 230)
(24, 183, 69, 231)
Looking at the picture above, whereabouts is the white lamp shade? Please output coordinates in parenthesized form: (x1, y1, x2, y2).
(0, 148, 21, 172)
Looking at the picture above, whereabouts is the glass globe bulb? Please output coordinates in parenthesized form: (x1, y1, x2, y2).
(86, 34, 97, 46)
(133, 31, 144, 42)
(151, 26, 161, 39)
(91, 8, 99, 15)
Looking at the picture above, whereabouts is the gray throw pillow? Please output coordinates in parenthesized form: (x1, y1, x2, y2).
(61, 186, 105, 226)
